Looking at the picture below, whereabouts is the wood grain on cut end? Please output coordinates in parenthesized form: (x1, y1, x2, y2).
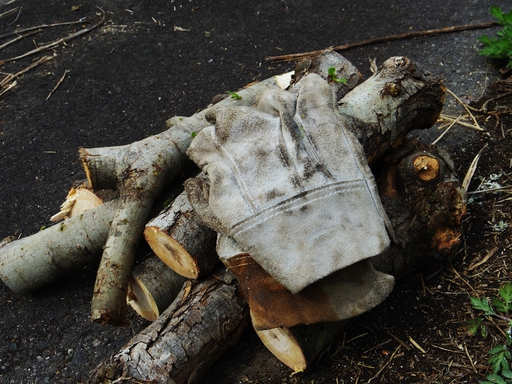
(256, 326, 307, 373)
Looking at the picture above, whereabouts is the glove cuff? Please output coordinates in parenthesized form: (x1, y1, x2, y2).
(229, 179, 391, 294)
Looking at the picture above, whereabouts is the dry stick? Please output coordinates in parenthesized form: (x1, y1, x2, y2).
(46, 69, 68, 100)
(0, 16, 90, 40)
(438, 114, 482, 130)
(467, 247, 499, 272)
(432, 115, 462, 145)
(445, 88, 483, 131)
(0, 7, 19, 20)
(0, 29, 40, 51)
(265, 21, 499, 62)
(0, 80, 16, 97)
(0, 9, 106, 64)
(462, 143, 488, 192)
(0, 55, 52, 88)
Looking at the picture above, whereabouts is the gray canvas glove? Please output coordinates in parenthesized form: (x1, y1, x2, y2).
(186, 73, 393, 294)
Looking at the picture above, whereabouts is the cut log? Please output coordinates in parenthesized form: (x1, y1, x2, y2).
(255, 321, 348, 373)
(144, 191, 218, 279)
(50, 185, 104, 222)
(127, 254, 187, 321)
(338, 56, 445, 164)
(0, 201, 117, 295)
(89, 268, 249, 384)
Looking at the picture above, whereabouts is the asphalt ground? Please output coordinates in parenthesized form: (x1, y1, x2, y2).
(0, 1, 510, 382)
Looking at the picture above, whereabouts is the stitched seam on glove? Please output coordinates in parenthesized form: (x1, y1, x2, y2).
(230, 179, 373, 236)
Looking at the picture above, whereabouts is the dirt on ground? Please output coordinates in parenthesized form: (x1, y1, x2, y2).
(2, 1, 512, 383)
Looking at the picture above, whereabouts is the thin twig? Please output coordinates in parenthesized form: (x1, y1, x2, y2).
(367, 346, 401, 383)
(46, 69, 69, 100)
(266, 21, 499, 62)
(0, 7, 19, 20)
(432, 115, 462, 145)
(446, 88, 483, 131)
(0, 17, 89, 40)
(7, 6, 21, 25)
(0, 9, 106, 64)
(0, 30, 41, 52)
(0, 55, 52, 88)
(468, 247, 499, 271)
(0, 80, 16, 97)
(438, 114, 482, 130)
(462, 143, 488, 192)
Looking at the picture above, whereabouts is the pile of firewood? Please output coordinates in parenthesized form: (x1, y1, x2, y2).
(0, 51, 466, 383)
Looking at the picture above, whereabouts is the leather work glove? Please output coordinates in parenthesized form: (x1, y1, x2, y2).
(216, 234, 394, 330)
(186, 73, 393, 294)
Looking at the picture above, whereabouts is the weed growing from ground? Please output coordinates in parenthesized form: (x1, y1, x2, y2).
(479, 6, 512, 68)
(469, 282, 512, 383)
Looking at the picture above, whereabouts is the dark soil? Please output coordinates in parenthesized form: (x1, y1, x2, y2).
(1, 1, 512, 383)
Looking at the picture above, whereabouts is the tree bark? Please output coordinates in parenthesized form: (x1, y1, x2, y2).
(338, 56, 444, 164)
(0, 200, 116, 295)
(89, 269, 249, 384)
(144, 191, 218, 279)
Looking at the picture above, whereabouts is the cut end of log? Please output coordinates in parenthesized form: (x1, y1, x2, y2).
(144, 226, 200, 279)
(50, 186, 103, 222)
(127, 274, 160, 321)
(412, 154, 440, 182)
(255, 325, 307, 373)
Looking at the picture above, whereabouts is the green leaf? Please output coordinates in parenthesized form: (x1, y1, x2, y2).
(499, 283, 512, 304)
(488, 345, 510, 374)
(490, 6, 505, 24)
(471, 296, 496, 315)
(226, 91, 242, 100)
(327, 67, 347, 84)
(501, 369, 512, 379)
(484, 373, 507, 384)
(493, 297, 508, 314)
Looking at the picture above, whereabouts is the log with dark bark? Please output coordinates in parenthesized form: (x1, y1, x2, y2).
(89, 269, 249, 384)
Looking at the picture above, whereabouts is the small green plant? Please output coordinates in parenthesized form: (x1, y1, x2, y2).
(226, 91, 242, 100)
(327, 67, 347, 84)
(479, 6, 512, 68)
(191, 131, 197, 138)
(469, 282, 512, 383)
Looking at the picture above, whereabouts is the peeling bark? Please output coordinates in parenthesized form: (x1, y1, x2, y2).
(89, 269, 249, 384)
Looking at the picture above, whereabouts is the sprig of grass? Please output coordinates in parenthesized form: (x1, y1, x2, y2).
(469, 282, 512, 383)
(327, 67, 347, 84)
(226, 91, 242, 100)
(479, 6, 512, 68)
